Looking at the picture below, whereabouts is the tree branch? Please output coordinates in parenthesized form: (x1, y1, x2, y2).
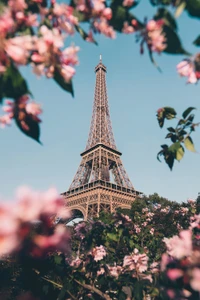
(74, 278, 112, 300)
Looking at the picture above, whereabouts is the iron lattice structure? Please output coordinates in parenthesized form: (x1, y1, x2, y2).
(62, 58, 142, 219)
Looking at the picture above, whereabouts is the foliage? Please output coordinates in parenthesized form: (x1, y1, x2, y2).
(0, 189, 199, 299)
(157, 107, 199, 170)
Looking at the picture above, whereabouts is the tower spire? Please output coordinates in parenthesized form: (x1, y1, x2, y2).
(85, 59, 117, 151)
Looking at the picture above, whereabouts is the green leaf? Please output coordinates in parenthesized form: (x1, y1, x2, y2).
(184, 136, 195, 152)
(182, 107, 196, 119)
(109, 4, 143, 32)
(175, 1, 186, 18)
(14, 109, 41, 143)
(167, 127, 176, 132)
(193, 35, 200, 46)
(0, 64, 31, 101)
(54, 255, 62, 265)
(75, 25, 97, 45)
(107, 233, 119, 242)
(164, 107, 177, 119)
(176, 144, 185, 161)
(163, 25, 190, 55)
(186, 0, 200, 18)
(54, 69, 74, 97)
(154, 8, 177, 31)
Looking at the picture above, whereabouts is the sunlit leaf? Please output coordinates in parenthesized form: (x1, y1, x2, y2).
(184, 136, 195, 152)
(176, 144, 185, 161)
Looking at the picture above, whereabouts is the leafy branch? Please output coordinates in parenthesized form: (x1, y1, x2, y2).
(156, 106, 199, 169)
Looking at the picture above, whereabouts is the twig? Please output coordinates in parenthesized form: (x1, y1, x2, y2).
(74, 278, 112, 300)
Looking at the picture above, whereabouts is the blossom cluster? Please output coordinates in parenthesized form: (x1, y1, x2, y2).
(0, 186, 70, 258)
(161, 214, 200, 299)
(177, 55, 200, 84)
(0, 95, 42, 128)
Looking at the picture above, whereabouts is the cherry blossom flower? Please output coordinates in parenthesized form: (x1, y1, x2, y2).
(91, 245, 107, 261)
(167, 268, 184, 280)
(70, 257, 82, 268)
(176, 58, 200, 84)
(107, 265, 123, 278)
(123, 248, 148, 273)
(150, 228, 154, 235)
(26, 102, 42, 119)
(190, 268, 200, 291)
(122, 22, 135, 34)
(123, 0, 134, 6)
(145, 19, 166, 53)
(0, 187, 70, 257)
(163, 230, 192, 259)
(97, 267, 105, 276)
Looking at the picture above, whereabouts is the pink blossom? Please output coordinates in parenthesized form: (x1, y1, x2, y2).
(91, 245, 106, 261)
(0, 114, 13, 127)
(26, 102, 42, 117)
(61, 65, 76, 82)
(0, 187, 70, 257)
(122, 22, 134, 34)
(8, 0, 27, 11)
(146, 19, 166, 53)
(102, 8, 112, 20)
(0, 8, 14, 37)
(40, 26, 64, 49)
(5, 36, 34, 65)
(94, 19, 116, 39)
(70, 257, 82, 268)
(107, 265, 123, 278)
(190, 268, 200, 291)
(123, 248, 148, 273)
(176, 59, 197, 84)
(150, 228, 154, 235)
(134, 224, 141, 233)
(123, 0, 134, 6)
(34, 224, 70, 253)
(167, 268, 183, 280)
(97, 267, 105, 276)
(163, 230, 192, 259)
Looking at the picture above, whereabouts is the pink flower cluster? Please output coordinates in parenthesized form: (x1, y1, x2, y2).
(0, 95, 42, 129)
(177, 56, 200, 84)
(161, 216, 200, 298)
(123, 248, 148, 273)
(91, 245, 107, 261)
(146, 20, 166, 53)
(0, 1, 79, 83)
(0, 187, 70, 257)
(74, 0, 115, 38)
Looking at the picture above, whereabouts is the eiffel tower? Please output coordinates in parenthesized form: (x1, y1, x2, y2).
(62, 57, 141, 220)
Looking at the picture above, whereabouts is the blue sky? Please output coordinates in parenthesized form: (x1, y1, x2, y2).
(1, 1, 200, 203)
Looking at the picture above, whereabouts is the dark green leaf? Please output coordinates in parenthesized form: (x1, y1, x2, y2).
(0, 63, 31, 100)
(193, 35, 200, 46)
(167, 127, 176, 132)
(154, 8, 177, 31)
(164, 107, 177, 119)
(163, 25, 190, 55)
(75, 25, 98, 45)
(54, 69, 74, 97)
(186, 0, 200, 18)
(109, 4, 143, 32)
(15, 109, 41, 143)
(182, 107, 196, 119)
